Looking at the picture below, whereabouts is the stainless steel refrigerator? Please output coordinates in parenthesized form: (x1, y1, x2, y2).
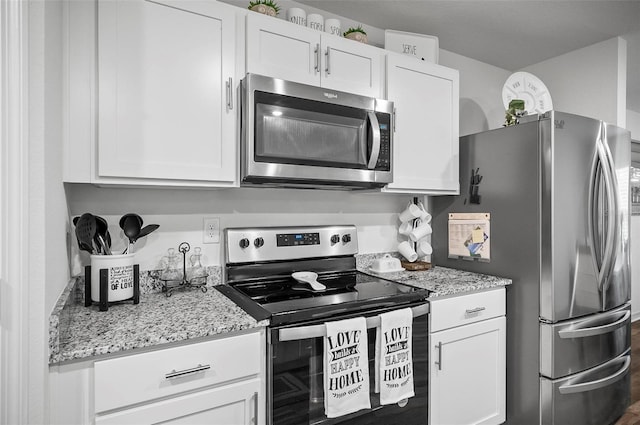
(432, 111, 631, 425)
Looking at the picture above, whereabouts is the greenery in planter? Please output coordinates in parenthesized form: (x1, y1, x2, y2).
(248, 0, 280, 15)
(504, 99, 526, 126)
(343, 25, 367, 37)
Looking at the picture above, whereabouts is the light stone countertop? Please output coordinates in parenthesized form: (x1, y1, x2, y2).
(49, 256, 511, 365)
(49, 272, 267, 365)
(361, 265, 512, 297)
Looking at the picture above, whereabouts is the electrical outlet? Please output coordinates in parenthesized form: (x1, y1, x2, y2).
(203, 217, 220, 244)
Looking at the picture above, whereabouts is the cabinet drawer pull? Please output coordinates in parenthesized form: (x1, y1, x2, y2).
(165, 364, 211, 380)
(465, 306, 486, 314)
(314, 43, 320, 73)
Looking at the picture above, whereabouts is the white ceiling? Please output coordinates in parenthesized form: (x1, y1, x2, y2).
(298, 0, 640, 113)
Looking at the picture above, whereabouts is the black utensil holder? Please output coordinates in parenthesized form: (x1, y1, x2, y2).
(84, 265, 140, 311)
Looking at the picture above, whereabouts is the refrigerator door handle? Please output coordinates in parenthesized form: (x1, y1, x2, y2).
(558, 310, 630, 339)
(587, 141, 602, 285)
(558, 355, 630, 395)
(588, 127, 617, 293)
(600, 126, 620, 293)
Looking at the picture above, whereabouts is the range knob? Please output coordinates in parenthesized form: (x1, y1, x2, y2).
(254, 237, 264, 248)
(239, 238, 250, 249)
(330, 234, 340, 244)
(342, 234, 352, 243)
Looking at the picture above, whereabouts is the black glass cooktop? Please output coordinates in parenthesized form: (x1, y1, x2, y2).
(217, 271, 430, 326)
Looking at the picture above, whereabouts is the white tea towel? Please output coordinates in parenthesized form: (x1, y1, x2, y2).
(324, 317, 371, 418)
(376, 308, 415, 405)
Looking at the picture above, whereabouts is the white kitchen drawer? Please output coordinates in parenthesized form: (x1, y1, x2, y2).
(95, 331, 262, 413)
(95, 378, 261, 425)
(430, 288, 505, 332)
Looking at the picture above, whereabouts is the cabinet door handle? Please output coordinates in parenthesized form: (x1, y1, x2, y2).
(393, 107, 397, 132)
(325, 46, 331, 75)
(435, 342, 443, 370)
(252, 391, 259, 425)
(465, 306, 486, 314)
(165, 363, 211, 380)
(226, 77, 233, 110)
(314, 43, 320, 73)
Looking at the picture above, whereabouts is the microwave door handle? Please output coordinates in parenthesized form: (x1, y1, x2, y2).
(367, 111, 381, 169)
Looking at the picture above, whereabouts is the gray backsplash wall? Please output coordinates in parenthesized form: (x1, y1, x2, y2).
(66, 183, 422, 275)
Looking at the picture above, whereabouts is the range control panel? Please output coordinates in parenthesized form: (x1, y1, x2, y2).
(277, 232, 320, 247)
(225, 225, 358, 264)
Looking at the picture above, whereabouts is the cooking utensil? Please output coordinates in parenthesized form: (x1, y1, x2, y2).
(119, 213, 143, 254)
(121, 223, 159, 254)
(94, 215, 112, 255)
(74, 213, 97, 255)
(73, 216, 92, 254)
(133, 224, 159, 243)
(291, 271, 326, 291)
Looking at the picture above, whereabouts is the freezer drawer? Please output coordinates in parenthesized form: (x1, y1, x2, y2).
(540, 303, 630, 378)
(540, 352, 630, 425)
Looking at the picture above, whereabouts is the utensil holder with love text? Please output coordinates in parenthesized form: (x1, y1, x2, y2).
(84, 254, 140, 311)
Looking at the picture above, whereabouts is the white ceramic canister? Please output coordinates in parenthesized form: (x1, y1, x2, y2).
(307, 13, 324, 31)
(324, 18, 342, 36)
(286, 7, 306, 26)
(90, 253, 136, 302)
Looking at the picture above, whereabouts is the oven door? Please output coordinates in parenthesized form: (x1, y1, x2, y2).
(268, 303, 428, 425)
(241, 73, 393, 188)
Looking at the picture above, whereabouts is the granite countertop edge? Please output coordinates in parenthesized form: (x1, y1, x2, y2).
(50, 255, 511, 365)
(49, 267, 267, 365)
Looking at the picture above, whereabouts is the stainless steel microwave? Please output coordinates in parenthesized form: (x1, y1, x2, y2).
(240, 74, 393, 189)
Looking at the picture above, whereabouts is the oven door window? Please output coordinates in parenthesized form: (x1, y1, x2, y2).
(254, 91, 371, 169)
(270, 312, 428, 425)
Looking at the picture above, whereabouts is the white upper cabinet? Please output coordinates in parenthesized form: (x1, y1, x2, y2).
(96, 0, 237, 185)
(245, 13, 383, 98)
(384, 52, 460, 194)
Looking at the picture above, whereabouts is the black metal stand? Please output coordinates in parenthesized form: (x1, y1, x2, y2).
(159, 242, 208, 297)
(84, 264, 140, 311)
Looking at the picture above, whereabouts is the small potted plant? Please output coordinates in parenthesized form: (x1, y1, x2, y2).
(248, 0, 279, 16)
(343, 25, 368, 43)
(504, 99, 526, 126)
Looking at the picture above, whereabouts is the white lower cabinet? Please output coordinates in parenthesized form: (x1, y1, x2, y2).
(429, 288, 506, 425)
(49, 329, 265, 425)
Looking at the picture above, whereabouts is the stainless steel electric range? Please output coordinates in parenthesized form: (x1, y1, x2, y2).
(216, 225, 431, 425)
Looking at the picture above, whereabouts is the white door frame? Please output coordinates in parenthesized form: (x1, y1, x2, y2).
(1, 0, 31, 423)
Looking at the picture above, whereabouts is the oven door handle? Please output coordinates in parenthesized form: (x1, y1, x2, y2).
(278, 303, 429, 342)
